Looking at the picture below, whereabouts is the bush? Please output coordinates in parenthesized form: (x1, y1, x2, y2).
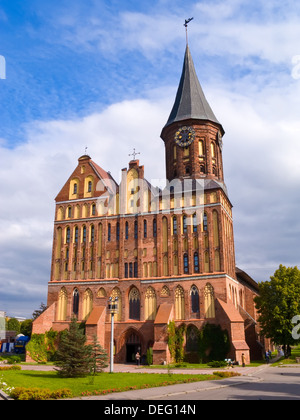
(207, 361, 228, 368)
(0, 365, 21, 371)
(10, 387, 72, 400)
(213, 371, 241, 378)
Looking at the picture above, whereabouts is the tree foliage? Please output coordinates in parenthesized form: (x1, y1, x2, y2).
(254, 265, 300, 351)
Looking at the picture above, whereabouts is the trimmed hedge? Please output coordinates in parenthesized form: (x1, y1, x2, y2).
(10, 387, 72, 400)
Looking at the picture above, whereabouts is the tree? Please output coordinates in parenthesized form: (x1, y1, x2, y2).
(7, 318, 20, 334)
(32, 303, 48, 321)
(254, 265, 300, 356)
(20, 319, 33, 337)
(55, 318, 92, 378)
(88, 335, 108, 383)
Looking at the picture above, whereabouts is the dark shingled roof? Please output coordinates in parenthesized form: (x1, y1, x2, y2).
(164, 46, 224, 134)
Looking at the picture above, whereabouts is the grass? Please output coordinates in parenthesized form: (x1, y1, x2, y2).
(272, 345, 300, 366)
(0, 370, 237, 399)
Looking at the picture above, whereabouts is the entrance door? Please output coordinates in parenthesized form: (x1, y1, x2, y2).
(126, 332, 141, 364)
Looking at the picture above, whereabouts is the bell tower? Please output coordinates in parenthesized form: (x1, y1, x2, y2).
(161, 46, 225, 184)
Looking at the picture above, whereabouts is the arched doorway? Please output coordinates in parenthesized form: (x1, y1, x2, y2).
(126, 331, 141, 363)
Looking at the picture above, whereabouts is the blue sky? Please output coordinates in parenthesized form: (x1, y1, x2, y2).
(1, 0, 300, 317)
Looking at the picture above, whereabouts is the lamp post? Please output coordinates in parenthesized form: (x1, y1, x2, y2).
(108, 297, 118, 373)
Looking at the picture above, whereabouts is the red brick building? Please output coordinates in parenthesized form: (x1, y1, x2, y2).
(32, 46, 265, 365)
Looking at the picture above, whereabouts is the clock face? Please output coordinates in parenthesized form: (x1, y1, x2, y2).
(175, 126, 195, 147)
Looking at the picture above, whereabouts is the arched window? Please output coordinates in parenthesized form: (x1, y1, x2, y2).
(186, 325, 199, 352)
(194, 252, 199, 273)
(116, 222, 120, 241)
(66, 227, 71, 244)
(153, 219, 157, 237)
(203, 213, 208, 232)
(161, 285, 170, 297)
(129, 287, 140, 320)
(183, 253, 189, 274)
(145, 287, 157, 321)
(190, 285, 200, 314)
(134, 220, 138, 239)
(82, 226, 87, 243)
(172, 216, 177, 236)
(57, 288, 68, 321)
(82, 289, 93, 320)
(108, 223, 111, 241)
(175, 285, 185, 320)
(90, 225, 95, 243)
(74, 227, 79, 244)
(73, 289, 79, 317)
(183, 215, 188, 234)
(204, 283, 215, 318)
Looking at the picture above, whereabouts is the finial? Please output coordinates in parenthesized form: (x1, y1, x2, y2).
(85, 146, 88, 155)
(184, 17, 194, 45)
(129, 148, 141, 161)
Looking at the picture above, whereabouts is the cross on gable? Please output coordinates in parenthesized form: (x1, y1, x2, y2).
(129, 148, 141, 160)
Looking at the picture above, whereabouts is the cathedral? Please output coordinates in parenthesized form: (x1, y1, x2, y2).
(32, 45, 265, 365)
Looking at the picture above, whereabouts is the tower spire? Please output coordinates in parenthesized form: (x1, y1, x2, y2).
(184, 17, 194, 45)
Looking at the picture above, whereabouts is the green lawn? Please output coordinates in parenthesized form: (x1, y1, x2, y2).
(0, 370, 235, 399)
(272, 345, 300, 366)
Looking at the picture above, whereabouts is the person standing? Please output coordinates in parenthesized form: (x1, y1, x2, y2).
(241, 353, 246, 368)
(135, 352, 141, 366)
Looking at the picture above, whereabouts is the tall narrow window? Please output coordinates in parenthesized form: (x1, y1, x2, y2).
(57, 288, 67, 321)
(129, 287, 140, 320)
(116, 222, 120, 241)
(183, 253, 189, 274)
(125, 263, 129, 279)
(108, 224, 111, 242)
(134, 220, 138, 239)
(75, 227, 79, 244)
(173, 216, 177, 235)
(73, 289, 79, 317)
(203, 213, 208, 232)
(194, 252, 199, 273)
(90, 225, 95, 243)
(125, 222, 129, 240)
(82, 289, 93, 320)
(129, 262, 133, 278)
(66, 227, 71, 244)
(144, 220, 147, 238)
(88, 181, 92, 193)
(145, 287, 157, 321)
(193, 213, 198, 233)
(73, 183, 78, 195)
(190, 285, 200, 314)
(153, 219, 157, 238)
(183, 215, 187, 234)
(134, 262, 138, 278)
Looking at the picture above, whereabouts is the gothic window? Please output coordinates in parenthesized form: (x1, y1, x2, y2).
(82, 289, 93, 320)
(67, 206, 72, 219)
(183, 215, 188, 234)
(204, 283, 215, 318)
(175, 285, 185, 320)
(125, 222, 129, 240)
(161, 285, 170, 297)
(186, 325, 199, 352)
(183, 253, 189, 274)
(134, 262, 138, 278)
(57, 287, 68, 321)
(144, 220, 147, 238)
(91, 203, 96, 216)
(116, 222, 120, 241)
(108, 223, 111, 241)
(129, 262, 133, 278)
(172, 216, 177, 236)
(73, 289, 79, 317)
(194, 252, 199, 273)
(162, 217, 168, 253)
(88, 181, 92, 193)
(90, 225, 95, 243)
(153, 219, 157, 237)
(203, 213, 208, 232)
(129, 287, 140, 320)
(74, 227, 79, 244)
(213, 211, 220, 247)
(73, 183, 78, 194)
(145, 287, 157, 321)
(190, 285, 200, 314)
(82, 226, 87, 243)
(124, 263, 129, 278)
(66, 227, 71, 244)
(193, 213, 198, 233)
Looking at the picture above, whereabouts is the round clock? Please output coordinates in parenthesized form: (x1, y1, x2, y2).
(175, 126, 196, 147)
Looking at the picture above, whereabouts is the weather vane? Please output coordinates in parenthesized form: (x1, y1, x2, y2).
(184, 17, 194, 45)
(129, 148, 141, 160)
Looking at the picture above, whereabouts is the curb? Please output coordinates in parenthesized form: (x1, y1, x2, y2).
(0, 389, 13, 401)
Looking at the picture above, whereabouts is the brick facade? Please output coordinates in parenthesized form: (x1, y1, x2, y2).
(31, 46, 265, 366)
